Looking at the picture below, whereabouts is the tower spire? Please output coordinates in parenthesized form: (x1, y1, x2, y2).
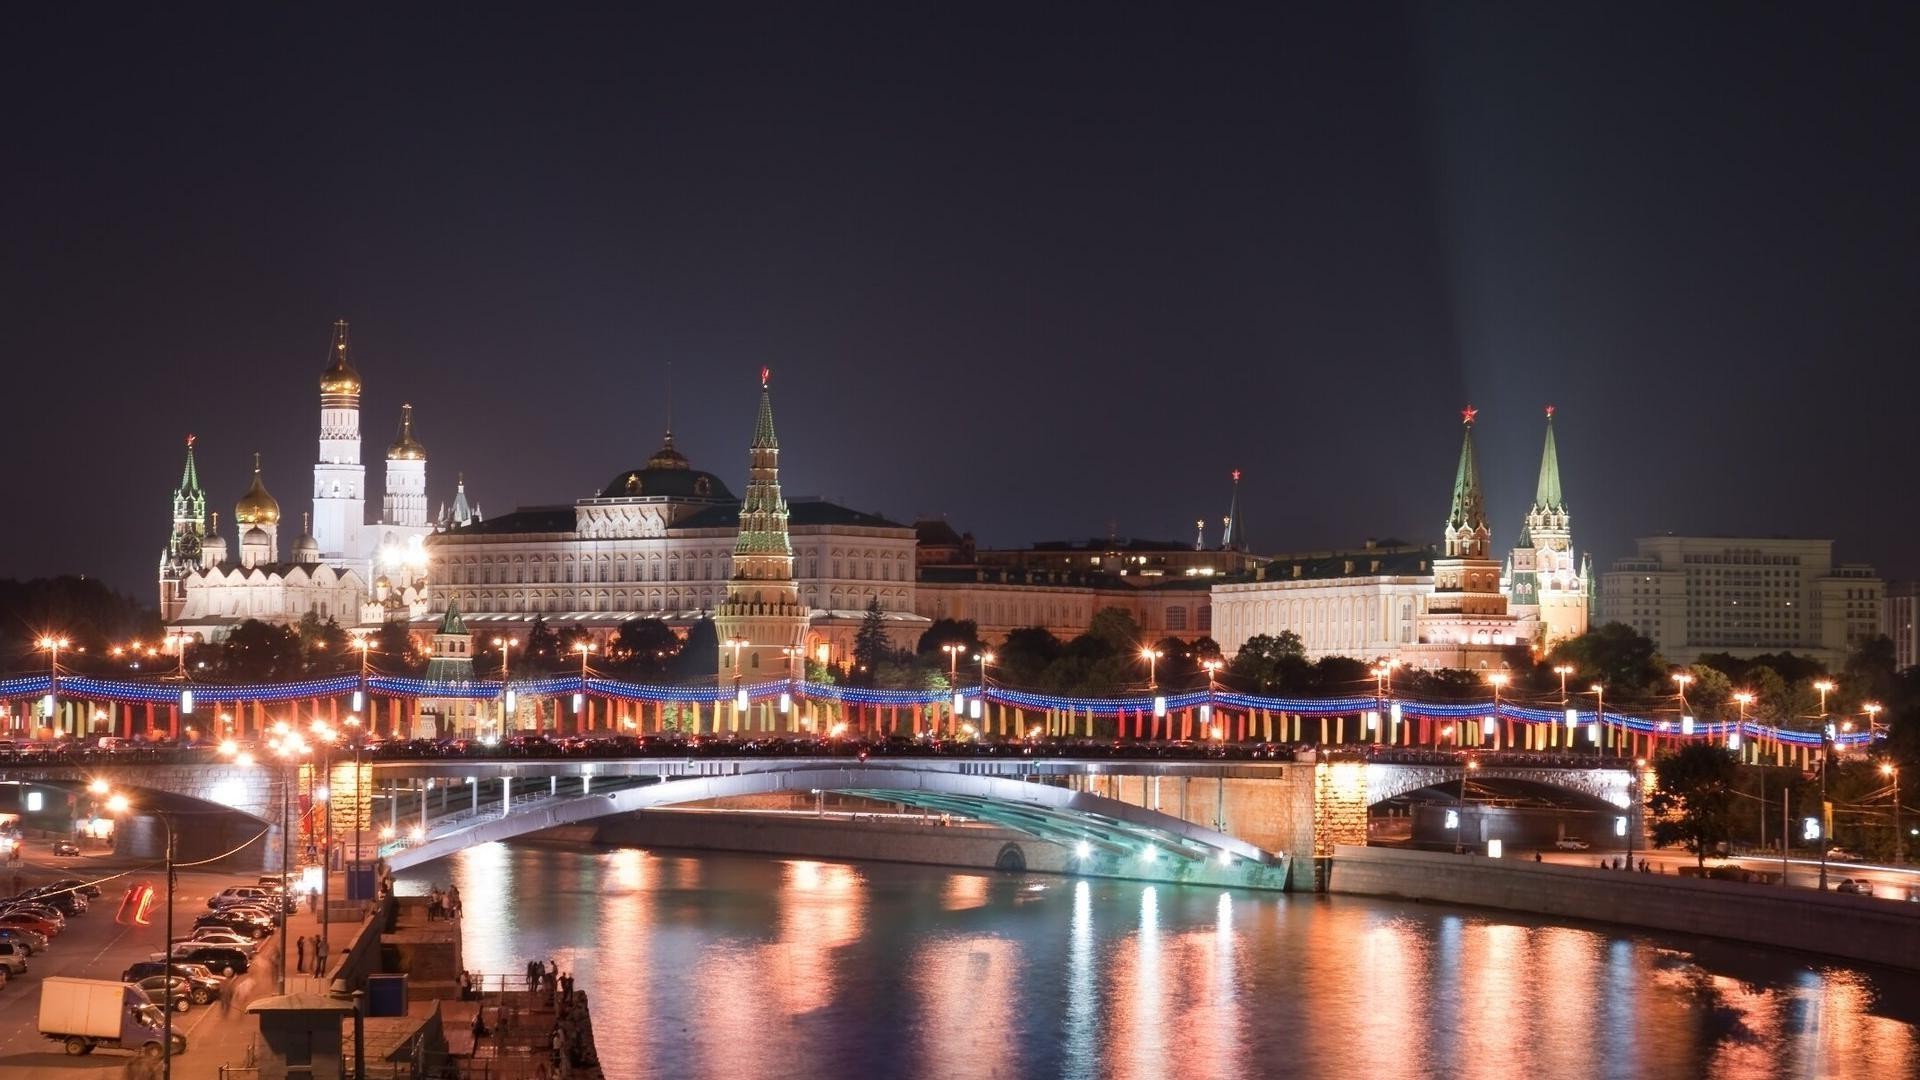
(714, 369, 806, 684)
(1220, 469, 1241, 551)
(1445, 406, 1488, 558)
(1534, 405, 1564, 512)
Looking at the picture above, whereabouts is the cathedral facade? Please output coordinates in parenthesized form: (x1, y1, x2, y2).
(160, 321, 442, 643)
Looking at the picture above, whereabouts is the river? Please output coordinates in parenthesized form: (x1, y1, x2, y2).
(397, 843, 1920, 1079)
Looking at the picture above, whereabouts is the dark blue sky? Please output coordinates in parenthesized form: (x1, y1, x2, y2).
(8, 4, 1919, 598)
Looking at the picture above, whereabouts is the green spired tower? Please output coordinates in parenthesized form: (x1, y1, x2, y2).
(714, 368, 809, 689)
(159, 434, 208, 620)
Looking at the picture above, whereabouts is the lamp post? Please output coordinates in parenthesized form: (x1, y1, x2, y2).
(1883, 761, 1904, 867)
(1733, 691, 1761, 848)
(311, 719, 338, 967)
(1814, 678, 1836, 890)
(345, 715, 365, 873)
(250, 727, 310, 992)
(1627, 758, 1646, 873)
(1139, 647, 1163, 690)
(1487, 672, 1509, 747)
(975, 651, 997, 738)
(1457, 758, 1479, 854)
(572, 641, 595, 733)
(36, 635, 67, 735)
(721, 638, 749, 736)
(492, 636, 517, 737)
(1589, 684, 1605, 759)
(103, 792, 184, 1077)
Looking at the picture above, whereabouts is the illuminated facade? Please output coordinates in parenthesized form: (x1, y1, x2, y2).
(161, 321, 436, 642)
(425, 376, 925, 660)
(1503, 408, 1590, 648)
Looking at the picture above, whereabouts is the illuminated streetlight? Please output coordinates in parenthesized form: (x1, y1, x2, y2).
(1813, 678, 1836, 891)
(1139, 647, 1164, 690)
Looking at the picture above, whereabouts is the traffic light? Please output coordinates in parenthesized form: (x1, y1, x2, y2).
(116, 882, 155, 926)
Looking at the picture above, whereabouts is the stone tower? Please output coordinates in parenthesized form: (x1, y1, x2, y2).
(313, 320, 366, 559)
(1517, 406, 1587, 645)
(384, 403, 429, 528)
(713, 368, 808, 684)
(159, 435, 207, 620)
(1413, 406, 1519, 664)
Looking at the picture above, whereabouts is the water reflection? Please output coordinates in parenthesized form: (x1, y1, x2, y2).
(403, 847, 1920, 1080)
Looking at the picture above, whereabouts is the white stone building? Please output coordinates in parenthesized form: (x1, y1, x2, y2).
(161, 321, 437, 643)
(425, 383, 925, 662)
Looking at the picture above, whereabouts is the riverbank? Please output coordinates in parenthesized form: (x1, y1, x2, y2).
(569, 807, 1291, 890)
(1329, 843, 1920, 972)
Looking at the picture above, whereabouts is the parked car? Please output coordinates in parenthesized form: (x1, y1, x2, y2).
(121, 961, 223, 993)
(0, 912, 61, 938)
(207, 885, 278, 909)
(166, 943, 248, 975)
(1553, 838, 1591, 851)
(0, 941, 28, 975)
(175, 929, 258, 953)
(43, 878, 102, 899)
(0, 926, 49, 955)
(50, 840, 79, 857)
(133, 976, 196, 1012)
(192, 910, 273, 937)
(5, 903, 67, 928)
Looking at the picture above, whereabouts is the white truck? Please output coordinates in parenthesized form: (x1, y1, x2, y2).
(38, 977, 187, 1057)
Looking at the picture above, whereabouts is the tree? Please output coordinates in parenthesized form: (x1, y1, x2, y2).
(374, 619, 423, 675)
(1085, 608, 1142, 654)
(916, 618, 985, 659)
(1228, 632, 1308, 694)
(670, 617, 718, 682)
(220, 620, 303, 681)
(524, 616, 561, 672)
(851, 597, 890, 684)
(996, 626, 1062, 687)
(1683, 663, 1733, 719)
(294, 612, 350, 675)
(1647, 743, 1741, 867)
(1545, 623, 1664, 697)
(607, 618, 680, 677)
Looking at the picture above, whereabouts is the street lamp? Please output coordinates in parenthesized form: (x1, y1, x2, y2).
(310, 719, 338, 964)
(1487, 672, 1509, 746)
(99, 791, 184, 1077)
(1672, 671, 1694, 728)
(1139, 647, 1163, 690)
(1553, 664, 1574, 704)
(242, 730, 309, 992)
(1588, 683, 1605, 758)
(491, 636, 518, 736)
(1456, 758, 1480, 854)
(36, 635, 67, 735)
(1814, 679, 1836, 890)
(1884, 761, 1904, 866)
(1627, 758, 1647, 873)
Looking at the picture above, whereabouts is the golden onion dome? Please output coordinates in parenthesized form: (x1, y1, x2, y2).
(388, 403, 427, 460)
(319, 320, 361, 397)
(234, 453, 281, 525)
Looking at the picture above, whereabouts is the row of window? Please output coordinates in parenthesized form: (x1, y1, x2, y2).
(441, 553, 910, 586)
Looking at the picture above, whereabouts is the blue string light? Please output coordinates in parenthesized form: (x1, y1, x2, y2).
(0, 671, 1874, 745)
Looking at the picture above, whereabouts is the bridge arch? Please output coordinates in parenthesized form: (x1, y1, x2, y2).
(1365, 765, 1632, 811)
(386, 765, 1277, 873)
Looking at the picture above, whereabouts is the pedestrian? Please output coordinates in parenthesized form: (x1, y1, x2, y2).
(219, 973, 236, 1016)
(526, 959, 540, 992)
(308, 887, 320, 914)
(448, 883, 462, 919)
(314, 935, 329, 976)
(296, 934, 308, 973)
(1533, 851, 1542, 863)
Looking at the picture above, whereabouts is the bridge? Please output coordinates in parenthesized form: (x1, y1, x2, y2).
(0, 747, 1632, 891)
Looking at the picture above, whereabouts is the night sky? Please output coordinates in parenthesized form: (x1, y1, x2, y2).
(9, 5, 1920, 600)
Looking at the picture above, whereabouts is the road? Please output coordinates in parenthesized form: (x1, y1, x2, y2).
(0, 844, 282, 1073)
(1532, 847, 1920, 899)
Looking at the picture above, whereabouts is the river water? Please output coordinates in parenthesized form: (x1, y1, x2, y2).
(398, 844, 1920, 1079)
